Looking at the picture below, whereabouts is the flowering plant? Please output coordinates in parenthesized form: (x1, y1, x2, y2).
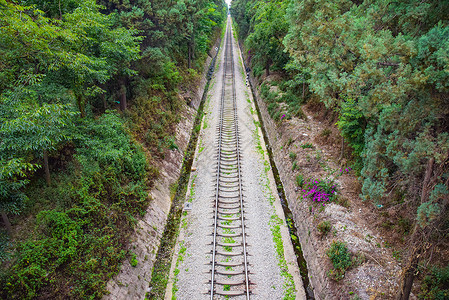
(301, 168, 351, 206)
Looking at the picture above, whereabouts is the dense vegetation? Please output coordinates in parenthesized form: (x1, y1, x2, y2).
(231, 0, 449, 298)
(0, 0, 225, 298)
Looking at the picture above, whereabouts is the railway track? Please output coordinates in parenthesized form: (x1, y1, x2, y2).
(209, 23, 250, 299)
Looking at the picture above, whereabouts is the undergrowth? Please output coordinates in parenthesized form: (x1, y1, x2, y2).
(419, 265, 449, 299)
(0, 112, 150, 299)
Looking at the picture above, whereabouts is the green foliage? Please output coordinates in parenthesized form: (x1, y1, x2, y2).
(295, 174, 304, 188)
(0, 0, 141, 116)
(0, 159, 37, 216)
(0, 112, 149, 299)
(301, 143, 313, 149)
(419, 265, 449, 300)
(244, 0, 289, 75)
(336, 97, 365, 170)
(130, 252, 138, 267)
(0, 100, 76, 156)
(291, 161, 298, 171)
(417, 202, 442, 228)
(326, 241, 352, 281)
(289, 151, 297, 161)
(281, 0, 449, 209)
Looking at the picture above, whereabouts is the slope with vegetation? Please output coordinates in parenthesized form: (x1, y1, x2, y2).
(0, 0, 226, 298)
(231, 0, 449, 298)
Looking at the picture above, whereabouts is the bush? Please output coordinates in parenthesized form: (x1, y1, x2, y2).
(320, 128, 332, 137)
(419, 265, 449, 299)
(317, 221, 332, 236)
(295, 174, 304, 187)
(336, 197, 350, 208)
(130, 252, 138, 267)
(289, 151, 297, 161)
(326, 241, 352, 281)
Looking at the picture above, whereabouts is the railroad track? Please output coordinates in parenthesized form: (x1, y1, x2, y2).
(209, 23, 250, 299)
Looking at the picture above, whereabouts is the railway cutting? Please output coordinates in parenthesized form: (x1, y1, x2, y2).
(165, 17, 305, 300)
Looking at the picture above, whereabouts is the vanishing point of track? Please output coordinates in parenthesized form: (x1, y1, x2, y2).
(209, 23, 250, 299)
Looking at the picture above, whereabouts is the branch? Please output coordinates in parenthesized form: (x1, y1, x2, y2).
(377, 61, 400, 67)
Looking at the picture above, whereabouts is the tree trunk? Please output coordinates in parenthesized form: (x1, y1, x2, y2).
(119, 78, 127, 111)
(396, 157, 434, 300)
(1, 211, 12, 234)
(396, 250, 420, 300)
(188, 40, 192, 69)
(265, 59, 270, 76)
(302, 81, 305, 99)
(43, 149, 51, 185)
(76, 94, 86, 118)
(421, 158, 434, 201)
(101, 93, 107, 111)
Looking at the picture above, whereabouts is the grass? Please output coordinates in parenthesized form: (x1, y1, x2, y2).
(171, 243, 187, 298)
(301, 143, 313, 149)
(250, 115, 296, 299)
(291, 161, 298, 171)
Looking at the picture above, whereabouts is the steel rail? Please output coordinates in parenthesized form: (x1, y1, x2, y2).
(210, 19, 250, 300)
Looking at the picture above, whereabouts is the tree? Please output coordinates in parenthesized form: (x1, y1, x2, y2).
(58, 0, 141, 115)
(0, 159, 36, 233)
(0, 95, 76, 185)
(245, 0, 289, 76)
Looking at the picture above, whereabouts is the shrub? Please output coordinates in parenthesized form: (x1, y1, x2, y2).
(288, 103, 306, 119)
(295, 174, 304, 187)
(336, 197, 350, 208)
(326, 241, 352, 281)
(289, 151, 297, 161)
(317, 221, 332, 236)
(130, 252, 138, 267)
(320, 128, 332, 137)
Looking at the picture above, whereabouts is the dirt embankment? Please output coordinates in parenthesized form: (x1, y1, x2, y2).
(104, 40, 220, 300)
(249, 74, 403, 300)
